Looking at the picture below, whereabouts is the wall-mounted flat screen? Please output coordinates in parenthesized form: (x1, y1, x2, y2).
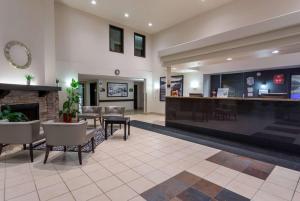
(291, 75, 300, 100)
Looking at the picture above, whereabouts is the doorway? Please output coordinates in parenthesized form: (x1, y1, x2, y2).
(90, 82, 97, 106)
(134, 85, 138, 110)
(133, 81, 145, 112)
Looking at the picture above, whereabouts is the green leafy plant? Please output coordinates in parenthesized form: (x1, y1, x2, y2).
(25, 74, 34, 81)
(60, 79, 80, 122)
(0, 106, 29, 122)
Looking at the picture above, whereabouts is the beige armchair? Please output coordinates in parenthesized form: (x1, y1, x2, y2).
(0, 120, 44, 162)
(102, 106, 125, 128)
(42, 121, 96, 165)
(78, 106, 102, 128)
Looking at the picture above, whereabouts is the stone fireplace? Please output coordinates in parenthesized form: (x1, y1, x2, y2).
(0, 84, 60, 121)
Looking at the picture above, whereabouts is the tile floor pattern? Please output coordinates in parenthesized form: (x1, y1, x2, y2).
(0, 114, 299, 201)
(141, 171, 250, 201)
(207, 151, 275, 180)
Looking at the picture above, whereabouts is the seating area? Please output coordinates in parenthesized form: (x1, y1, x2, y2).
(2, 0, 300, 200)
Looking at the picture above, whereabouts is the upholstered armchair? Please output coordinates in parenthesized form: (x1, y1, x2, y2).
(42, 121, 96, 165)
(103, 106, 125, 118)
(102, 106, 125, 127)
(78, 106, 102, 128)
(0, 120, 44, 162)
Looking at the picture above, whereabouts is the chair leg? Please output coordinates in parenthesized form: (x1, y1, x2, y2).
(44, 145, 51, 164)
(23, 144, 26, 150)
(91, 137, 95, 153)
(29, 143, 33, 162)
(64, 146, 67, 152)
(78, 145, 82, 165)
(94, 118, 96, 128)
(0, 144, 3, 156)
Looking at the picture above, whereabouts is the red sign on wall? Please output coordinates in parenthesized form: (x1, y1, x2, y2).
(273, 74, 285, 85)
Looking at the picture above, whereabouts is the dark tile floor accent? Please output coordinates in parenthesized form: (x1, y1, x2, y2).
(252, 132, 295, 143)
(130, 120, 300, 171)
(275, 120, 300, 128)
(265, 125, 300, 134)
(207, 151, 275, 180)
(141, 171, 250, 201)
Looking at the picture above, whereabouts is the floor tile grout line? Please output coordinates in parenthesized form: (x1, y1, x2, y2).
(29, 161, 42, 201)
(52, 161, 78, 201)
(291, 176, 300, 200)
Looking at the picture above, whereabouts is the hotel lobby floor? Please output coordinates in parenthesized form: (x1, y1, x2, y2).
(0, 114, 299, 201)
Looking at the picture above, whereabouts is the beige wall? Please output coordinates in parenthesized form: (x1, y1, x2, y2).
(0, 0, 56, 85)
(150, 0, 300, 113)
(55, 3, 153, 112)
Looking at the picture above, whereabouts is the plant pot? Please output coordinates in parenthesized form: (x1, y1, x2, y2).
(63, 114, 73, 123)
(27, 80, 31, 86)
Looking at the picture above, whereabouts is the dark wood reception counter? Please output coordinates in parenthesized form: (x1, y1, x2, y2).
(166, 96, 300, 154)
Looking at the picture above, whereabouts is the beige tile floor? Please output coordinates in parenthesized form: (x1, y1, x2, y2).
(0, 114, 299, 201)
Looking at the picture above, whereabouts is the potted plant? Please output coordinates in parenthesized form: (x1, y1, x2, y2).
(0, 106, 29, 122)
(25, 74, 34, 85)
(60, 79, 80, 123)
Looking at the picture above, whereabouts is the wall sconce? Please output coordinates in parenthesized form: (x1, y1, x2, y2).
(190, 80, 199, 89)
(154, 82, 160, 90)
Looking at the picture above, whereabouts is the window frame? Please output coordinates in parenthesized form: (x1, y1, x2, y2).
(109, 25, 124, 54)
(134, 32, 146, 58)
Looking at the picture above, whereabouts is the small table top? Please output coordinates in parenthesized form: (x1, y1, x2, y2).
(103, 116, 130, 123)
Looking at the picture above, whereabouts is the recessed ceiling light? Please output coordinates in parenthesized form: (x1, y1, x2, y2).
(226, 58, 233, 61)
(148, 22, 153, 27)
(272, 50, 280, 54)
(91, 0, 96, 5)
(124, 13, 129, 18)
(201, 0, 206, 2)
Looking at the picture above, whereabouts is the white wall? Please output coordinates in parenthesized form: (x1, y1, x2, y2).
(0, 0, 56, 85)
(99, 79, 134, 111)
(55, 3, 153, 112)
(150, 0, 300, 113)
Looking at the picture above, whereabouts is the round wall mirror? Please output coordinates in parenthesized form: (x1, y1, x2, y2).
(4, 41, 32, 69)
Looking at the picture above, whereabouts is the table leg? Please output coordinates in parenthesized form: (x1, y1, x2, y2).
(105, 121, 108, 140)
(111, 123, 113, 136)
(124, 123, 127, 141)
(94, 118, 96, 128)
(128, 121, 130, 136)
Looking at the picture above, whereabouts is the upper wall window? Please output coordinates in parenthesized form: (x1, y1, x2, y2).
(109, 25, 124, 53)
(134, 33, 146, 58)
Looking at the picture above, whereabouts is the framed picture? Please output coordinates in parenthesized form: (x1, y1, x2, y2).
(160, 75, 184, 101)
(291, 75, 300, 100)
(107, 82, 128, 97)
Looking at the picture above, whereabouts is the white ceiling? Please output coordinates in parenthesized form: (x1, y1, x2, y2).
(55, 0, 233, 34)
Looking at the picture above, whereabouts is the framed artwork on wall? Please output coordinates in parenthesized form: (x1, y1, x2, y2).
(107, 82, 128, 97)
(291, 75, 300, 100)
(160, 75, 184, 101)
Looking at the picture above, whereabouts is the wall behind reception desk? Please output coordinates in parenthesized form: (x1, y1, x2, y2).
(210, 66, 300, 98)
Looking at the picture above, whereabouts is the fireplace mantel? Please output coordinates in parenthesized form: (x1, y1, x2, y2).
(0, 83, 61, 98)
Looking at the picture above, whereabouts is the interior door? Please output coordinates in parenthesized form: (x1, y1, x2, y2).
(134, 85, 138, 109)
(90, 82, 97, 106)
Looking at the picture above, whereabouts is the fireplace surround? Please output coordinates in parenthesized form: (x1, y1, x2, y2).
(0, 84, 61, 121)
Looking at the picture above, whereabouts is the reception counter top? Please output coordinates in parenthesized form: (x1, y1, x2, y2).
(166, 96, 300, 154)
(166, 96, 300, 102)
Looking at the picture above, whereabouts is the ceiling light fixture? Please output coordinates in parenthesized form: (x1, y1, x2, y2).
(272, 50, 280, 54)
(148, 22, 153, 27)
(91, 0, 97, 5)
(124, 13, 129, 18)
(226, 58, 233, 61)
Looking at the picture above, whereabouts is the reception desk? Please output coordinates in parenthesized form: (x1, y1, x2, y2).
(166, 97, 300, 154)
